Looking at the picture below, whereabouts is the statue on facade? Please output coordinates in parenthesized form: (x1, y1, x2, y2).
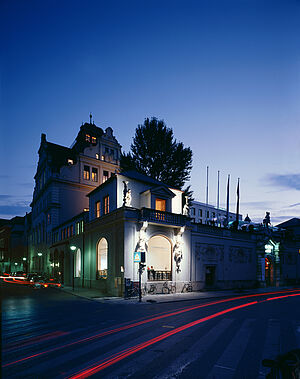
(138, 221, 148, 252)
(263, 212, 271, 228)
(183, 196, 189, 216)
(173, 226, 185, 273)
(123, 181, 132, 207)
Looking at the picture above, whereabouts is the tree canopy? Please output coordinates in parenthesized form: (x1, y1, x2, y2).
(120, 117, 193, 190)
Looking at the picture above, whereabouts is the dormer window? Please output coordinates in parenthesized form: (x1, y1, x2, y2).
(85, 134, 91, 142)
(155, 198, 166, 212)
(68, 159, 73, 165)
(96, 153, 99, 159)
(92, 136, 97, 144)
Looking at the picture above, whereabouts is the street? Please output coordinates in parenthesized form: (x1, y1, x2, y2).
(2, 282, 300, 379)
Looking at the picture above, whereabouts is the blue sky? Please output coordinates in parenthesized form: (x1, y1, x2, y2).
(1, 0, 300, 223)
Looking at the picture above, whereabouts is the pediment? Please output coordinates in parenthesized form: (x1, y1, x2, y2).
(149, 186, 175, 198)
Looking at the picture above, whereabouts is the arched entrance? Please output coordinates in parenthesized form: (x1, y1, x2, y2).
(97, 238, 108, 279)
(147, 235, 172, 281)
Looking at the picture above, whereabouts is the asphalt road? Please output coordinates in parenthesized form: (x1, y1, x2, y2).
(2, 282, 300, 379)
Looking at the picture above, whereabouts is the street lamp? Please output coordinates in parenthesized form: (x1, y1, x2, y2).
(70, 245, 76, 291)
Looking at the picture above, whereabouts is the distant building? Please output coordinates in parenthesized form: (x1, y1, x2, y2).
(28, 119, 122, 276)
(190, 200, 242, 226)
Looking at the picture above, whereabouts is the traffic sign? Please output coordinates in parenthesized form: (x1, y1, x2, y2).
(134, 252, 141, 263)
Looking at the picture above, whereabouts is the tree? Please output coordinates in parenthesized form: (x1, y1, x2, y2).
(120, 117, 193, 191)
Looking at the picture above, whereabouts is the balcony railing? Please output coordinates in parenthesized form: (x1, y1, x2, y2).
(147, 270, 171, 281)
(140, 208, 187, 226)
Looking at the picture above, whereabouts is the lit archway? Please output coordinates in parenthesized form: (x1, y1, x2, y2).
(97, 238, 108, 279)
(147, 235, 172, 281)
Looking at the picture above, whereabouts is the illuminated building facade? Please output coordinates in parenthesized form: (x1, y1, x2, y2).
(28, 120, 122, 276)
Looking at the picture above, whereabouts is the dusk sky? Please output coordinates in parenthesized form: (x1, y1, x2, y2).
(1, 0, 299, 224)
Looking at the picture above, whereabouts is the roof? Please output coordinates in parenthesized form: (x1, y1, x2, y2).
(45, 142, 77, 171)
(119, 170, 181, 191)
(276, 218, 300, 228)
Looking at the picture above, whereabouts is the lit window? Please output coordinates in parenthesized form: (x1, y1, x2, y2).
(75, 249, 81, 277)
(155, 198, 166, 212)
(92, 167, 98, 182)
(97, 238, 108, 279)
(67, 227, 70, 238)
(85, 134, 91, 142)
(76, 222, 80, 235)
(95, 201, 100, 218)
(47, 213, 51, 224)
(83, 165, 90, 180)
(103, 195, 109, 214)
(92, 136, 97, 144)
(68, 159, 73, 165)
(101, 155, 105, 161)
(80, 220, 84, 233)
(96, 153, 99, 159)
(102, 170, 109, 183)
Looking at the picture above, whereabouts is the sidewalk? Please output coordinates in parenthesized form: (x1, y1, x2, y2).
(58, 285, 298, 304)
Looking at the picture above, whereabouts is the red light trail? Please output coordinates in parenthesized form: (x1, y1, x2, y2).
(3, 289, 300, 369)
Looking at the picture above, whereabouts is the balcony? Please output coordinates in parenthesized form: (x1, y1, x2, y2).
(140, 208, 188, 227)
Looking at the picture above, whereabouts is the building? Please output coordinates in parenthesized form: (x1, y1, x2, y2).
(28, 119, 122, 276)
(190, 200, 242, 226)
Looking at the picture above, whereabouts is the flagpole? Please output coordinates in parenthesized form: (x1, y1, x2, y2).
(236, 177, 240, 227)
(217, 170, 220, 226)
(206, 166, 209, 224)
(226, 174, 230, 227)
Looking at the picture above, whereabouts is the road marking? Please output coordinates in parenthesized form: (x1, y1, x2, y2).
(258, 319, 280, 379)
(207, 318, 255, 379)
(154, 318, 235, 379)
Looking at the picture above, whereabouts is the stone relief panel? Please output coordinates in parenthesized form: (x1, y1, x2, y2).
(195, 243, 224, 262)
(229, 246, 252, 264)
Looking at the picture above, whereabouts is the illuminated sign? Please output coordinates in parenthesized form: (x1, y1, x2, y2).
(134, 252, 141, 263)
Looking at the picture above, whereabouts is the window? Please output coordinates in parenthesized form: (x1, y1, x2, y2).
(70, 224, 74, 236)
(83, 165, 90, 180)
(103, 195, 109, 214)
(95, 201, 100, 218)
(110, 149, 114, 157)
(80, 220, 84, 233)
(155, 198, 166, 211)
(97, 238, 108, 279)
(190, 207, 195, 216)
(47, 213, 51, 224)
(198, 209, 202, 217)
(92, 136, 97, 144)
(67, 227, 70, 238)
(212, 212, 216, 218)
(85, 134, 90, 142)
(92, 168, 98, 182)
(95, 153, 99, 159)
(75, 249, 81, 277)
(68, 159, 73, 165)
(76, 222, 80, 235)
(105, 147, 109, 154)
(102, 170, 109, 183)
(101, 155, 105, 161)
(206, 211, 209, 218)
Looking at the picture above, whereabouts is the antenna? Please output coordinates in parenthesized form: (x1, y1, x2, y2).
(217, 170, 220, 226)
(205, 166, 209, 224)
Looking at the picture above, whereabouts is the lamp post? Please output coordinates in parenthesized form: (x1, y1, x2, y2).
(70, 245, 76, 291)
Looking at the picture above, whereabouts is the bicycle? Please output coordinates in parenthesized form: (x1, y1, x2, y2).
(125, 286, 139, 298)
(161, 281, 176, 294)
(148, 283, 157, 295)
(181, 282, 193, 293)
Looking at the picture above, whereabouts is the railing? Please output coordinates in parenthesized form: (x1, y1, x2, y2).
(140, 208, 187, 226)
(147, 270, 172, 281)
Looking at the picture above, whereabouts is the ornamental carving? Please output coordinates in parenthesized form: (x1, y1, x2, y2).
(173, 226, 185, 273)
(194, 243, 224, 262)
(229, 246, 252, 264)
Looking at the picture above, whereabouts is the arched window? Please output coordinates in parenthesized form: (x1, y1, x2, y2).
(147, 235, 172, 281)
(97, 238, 108, 279)
(75, 248, 81, 278)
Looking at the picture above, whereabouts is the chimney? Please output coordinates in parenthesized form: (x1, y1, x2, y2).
(41, 133, 46, 143)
